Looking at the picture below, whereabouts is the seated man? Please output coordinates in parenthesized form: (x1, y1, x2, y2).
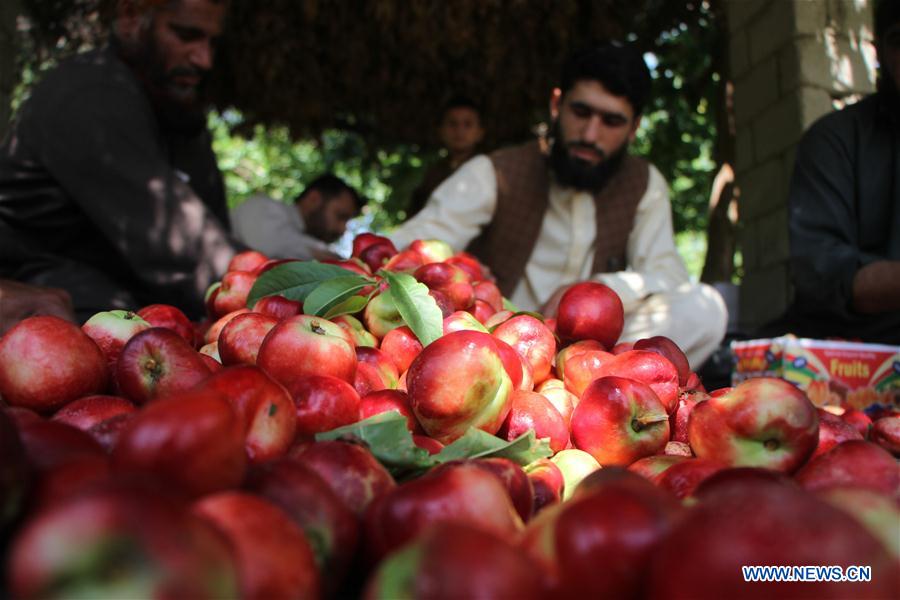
(0, 279, 74, 335)
(778, 0, 900, 344)
(0, 0, 240, 322)
(230, 174, 363, 261)
(408, 96, 486, 219)
(392, 42, 727, 367)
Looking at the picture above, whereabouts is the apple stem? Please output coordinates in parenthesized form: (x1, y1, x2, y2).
(310, 321, 326, 336)
(764, 439, 780, 451)
(632, 414, 668, 433)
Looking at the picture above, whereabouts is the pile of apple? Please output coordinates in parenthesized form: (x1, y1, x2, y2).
(0, 234, 898, 599)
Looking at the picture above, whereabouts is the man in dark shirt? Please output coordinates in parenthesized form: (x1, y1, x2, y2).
(782, 0, 900, 344)
(0, 0, 240, 322)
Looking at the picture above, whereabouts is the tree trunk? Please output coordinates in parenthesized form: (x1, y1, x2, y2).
(0, 0, 21, 140)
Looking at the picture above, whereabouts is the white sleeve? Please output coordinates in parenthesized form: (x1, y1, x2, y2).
(231, 196, 329, 260)
(594, 165, 690, 311)
(390, 155, 497, 251)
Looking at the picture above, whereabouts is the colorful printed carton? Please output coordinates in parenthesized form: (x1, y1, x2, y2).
(731, 336, 900, 415)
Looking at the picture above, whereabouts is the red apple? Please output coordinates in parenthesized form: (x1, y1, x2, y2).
(495, 336, 534, 391)
(228, 250, 269, 273)
(467, 298, 497, 324)
(192, 491, 320, 600)
(0, 316, 108, 414)
(203, 308, 250, 345)
(246, 459, 359, 596)
(794, 440, 900, 498)
(484, 309, 514, 329)
(17, 420, 106, 472)
(525, 458, 565, 514)
(627, 455, 688, 482)
(442, 310, 489, 335)
(81, 310, 151, 386)
(288, 440, 396, 517)
(493, 315, 557, 384)
(86, 413, 134, 452)
(365, 522, 543, 600)
(382, 249, 425, 273)
(284, 374, 361, 436)
(812, 408, 864, 459)
(654, 457, 726, 499)
(354, 346, 399, 396)
(841, 408, 873, 438)
(556, 343, 614, 398)
(819, 486, 900, 559)
(257, 314, 356, 387)
(688, 377, 819, 473)
(871, 415, 900, 455)
(467, 457, 535, 523)
(413, 262, 475, 311)
(136, 303, 197, 347)
(112, 388, 247, 498)
(446, 251, 487, 282)
(472, 279, 503, 311)
(212, 270, 259, 318)
(198, 366, 296, 464)
(51, 395, 136, 431)
(571, 376, 670, 466)
(407, 330, 513, 444)
(252, 294, 303, 320)
(591, 349, 680, 414)
(498, 390, 569, 454)
(115, 327, 211, 405)
(379, 325, 423, 373)
(352, 232, 396, 258)
(8, 483, 239, 599)
(555, 281, 624, 349)
(408, 238, 454, 264)
(536, 383, 578, 428)
(670, 389, 708, 443)
(217, 311, 279, 366)
(633, 335, 691, 386)
(363, 461, 523, 562)
(359, 241, 398, 272)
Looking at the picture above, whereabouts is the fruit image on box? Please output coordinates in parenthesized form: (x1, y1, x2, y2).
(731, 336, 900, 415)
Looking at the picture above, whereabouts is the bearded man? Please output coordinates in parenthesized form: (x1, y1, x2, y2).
(391, 42, 727, 367)
(0, 0, 241, 322)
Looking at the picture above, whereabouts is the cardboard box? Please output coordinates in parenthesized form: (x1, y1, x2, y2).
(731, 336, 900, 415)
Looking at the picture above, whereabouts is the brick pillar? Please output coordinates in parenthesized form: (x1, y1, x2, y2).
(726, 0, 876, 332)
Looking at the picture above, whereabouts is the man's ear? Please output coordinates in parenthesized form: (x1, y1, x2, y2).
(628, 114, 642, 143)
(549, 87, 563, 120)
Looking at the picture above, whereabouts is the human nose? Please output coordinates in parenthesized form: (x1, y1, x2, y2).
(581, 114, 604, 144)
(190, 41, 214, 71)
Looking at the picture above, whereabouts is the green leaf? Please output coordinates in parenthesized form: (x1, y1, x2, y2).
(246, 261, 367, 308)
(502, 297, 520, 312)
(323, 294, 370, 319)
(382, 271, 443, 347)
(436, 429, 552, 466)
(315, 413, 436, 476)
(302, 276, 371, 317)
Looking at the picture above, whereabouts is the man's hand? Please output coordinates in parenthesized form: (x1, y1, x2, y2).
(0, 279, 75, 336)
(852, 260, 900, 314)
(540, 283, 576, 317)
(310, 248, 342, 262)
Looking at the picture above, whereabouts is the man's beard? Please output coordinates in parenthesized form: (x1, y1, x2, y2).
(547, 120, 628, 192)
(116, 26, 210, 135)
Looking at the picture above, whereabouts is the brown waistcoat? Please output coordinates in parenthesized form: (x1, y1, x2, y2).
(465, 140, 650, 297)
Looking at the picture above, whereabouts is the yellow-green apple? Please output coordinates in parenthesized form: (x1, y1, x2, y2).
(228, 249, 269, 273)
(363, 291, 405, 339)
(0, 316, 108, 414)
(688, 377, 819, 473)
(413, 262, 475, 311)
(8, 483, 239, 600)
(794, 440, 899, 498)
(252, 294, 302, 320)
(192, 491, 321, 600)
(365, 522, 543, 600)
(525, 458, 565, 514)
(408, 238, 454, 264)
(379, 326, 423, 373)
(633, 335, 691, 386)
(523, 471, 680, 599)
(819, 486, 900, 558)
(246, 459, 359, 596)
(382, 249, 424, 273)
(203, 308, 249, 345)
(550, 449, 601, 500)
(591, 349, 680, 414)
(406, 330, 513, 444)
(571, 376, 670, 466)
(354, 346, 399, 395)
(198, 366, 296, 464)
(498, 390, 569, 455)
(283, 374, 361, 436)
(217, 311, 279, 366)
(115, 327, 211, 405)
(51, 395, 136, 431)
(812, 408, 864, 459)
(442, 310, 489, 335)
(333, 314, 377, 348)
(288, 440, 396, 517)
(466, 457, 535, 523)
(555, 281, 624, 349)
(136, 303, 197, 347)
(112, 388, 246, 498)
(493, 314, 557, 384)
(363, 461, 523, 562)
(257, 315, 356, 387)
(212, 270, 258, 318)
(536, 384, 578, 428)
(647, 476, 898, 599)
(81, 310, 151, 388)
(871, 415, 900, 455)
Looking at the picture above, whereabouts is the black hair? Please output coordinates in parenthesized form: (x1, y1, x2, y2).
(297, 174, 364, 212)
(441, 95, 482, 119)
(560, 41, 652, 116)
(875, 0, 900, 44)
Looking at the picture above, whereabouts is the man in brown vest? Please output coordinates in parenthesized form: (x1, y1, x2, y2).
(391, 42, 727, 367)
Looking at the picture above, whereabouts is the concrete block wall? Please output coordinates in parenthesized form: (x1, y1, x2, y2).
(725, 0, 876, 332)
